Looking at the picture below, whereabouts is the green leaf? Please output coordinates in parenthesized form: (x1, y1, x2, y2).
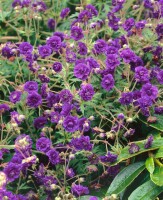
(106, 162, 145, 195)
(140, 115, 163, 131)
(128, 180, 163, 200)
(79, 196, 101, 200)
(155, 148, 163, 159)
(150, 166, 163, 186)
(114, 138, 163, 165)
(145, 157, 155, 174)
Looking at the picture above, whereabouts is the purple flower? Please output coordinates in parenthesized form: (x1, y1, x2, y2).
(53, 62, 62, 73)
(119, 92, 133, 105)
(46, 92, 59, 108)
(59, 89, 73, 103)
(101, 74, 115, 91)
(107, 12, 120, 31)
(32, 1, 47, 12)
(38, 74, 50, 83)
(124, 128, 135, 138)
(66, 168, 75, 178)
(144, 135, 154, 149)
(43, 176, 57, 191)
(9, 91, 22, 103)
(74, 63, 90, 80)
(138, 96, 153, 108)
(155, 106, 163, 115)
(106, 46, 118, 55)
(34, 116, 47, 129)
(120, 48, 136, 63)
(46, 36, 62, 52)
(46, 149, 60, 165)
(66, 50, 76, 63)
(71, 184, 89, 197)
(134, 66, 149, 83)
(86, 57, 99, 69)
(61, 103, 73, 117)
(141, 83, 158, 100)
(50, 111, 60, 123)
(78, 10, 92, 23)
(22, 0, 31, 7)
(60, 7, 70, 19)
(156, 24, 163, 39)
(79, 84, 95, 101)
(12, 0, 21, 8)
(27, 92, 42, 108)
(128, 143, 140, 154)
(123, 18, 135, 31)
(0, 189, 17, 199)
(2, 46, 13, 58)
(15, 134, 32, 152)
(47, 18, 56, 30)
(93, 39, 107, 54)
(19, 42, 33, 55)
(71, 135, 92, 151)
(135, 20, 146, 29)
(144, 0, 153, 9)
(71, 26, 84, 41)
(157, 70, 163, 84)
(107, 164, 120, 177)
(41, 83, 48, 98)
(78, 117, 90, 132)
(24, 81, 38, 93)
(0, 104, 10, 114)
(106, 54, 120, 70)
(151, 66, 160, 79)
(53, 32, 65, 41)
(36, 137, 52, 153)
(130, 56, 144, 70)
(100, 152, 117, 163)
(63, 115, 78, 133)
(117, 113, 125, 120)
(78, 42, 88, 55)
(86, 4, 98, 16)
(34, 163, 45, 181)
(11, 111, 25, 125)
(38, 45, 52, 58)
(4, 162, 21, 182)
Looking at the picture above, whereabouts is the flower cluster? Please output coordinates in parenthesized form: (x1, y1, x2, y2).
(0, 0, 162, 198)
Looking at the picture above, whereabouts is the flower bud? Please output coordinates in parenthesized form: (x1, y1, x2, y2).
(55, 197, 61, 200)
(0, 172, 7, 189)
(11, 122, 18, 128)
(75, 7, 84, 11)
(126, 117, 133, 123)
(69, 153, 75, 160)
(58, 119, 63, 125)
(78, 177, 85, 183)
(89, 116, 94, 121)
(51, 184, 58, 190)
(18, 114, 25, 121)
(123, 44, 128, 49)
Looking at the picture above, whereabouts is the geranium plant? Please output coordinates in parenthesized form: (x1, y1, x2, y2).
(0, 0, 163, 199)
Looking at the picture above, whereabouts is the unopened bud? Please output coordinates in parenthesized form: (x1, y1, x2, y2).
(51, 184, 58, 190)
(78, 177, 85, 183)
(89, 116, 94, 121)
(69, 154, 75, 160)
(75, 7, 84, 11)
(58, 119, 63, 125)
(123, 44, 128, 49)
(126, 117, 133, 123)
